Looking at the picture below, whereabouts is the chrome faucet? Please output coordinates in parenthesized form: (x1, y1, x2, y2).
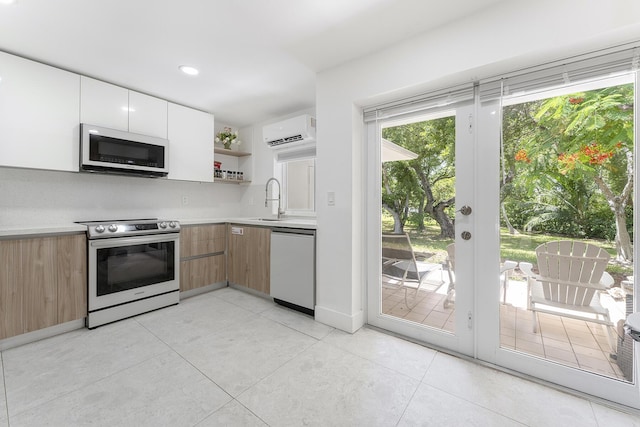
(265, 177, 284, 219)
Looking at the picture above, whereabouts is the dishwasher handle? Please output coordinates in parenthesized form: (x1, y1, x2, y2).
(271, 227, 315, 236)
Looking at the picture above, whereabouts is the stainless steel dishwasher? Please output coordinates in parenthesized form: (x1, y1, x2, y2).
(270, 227, 316, 315)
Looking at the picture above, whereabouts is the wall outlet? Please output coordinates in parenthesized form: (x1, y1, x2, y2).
(181, 195, 189, 205)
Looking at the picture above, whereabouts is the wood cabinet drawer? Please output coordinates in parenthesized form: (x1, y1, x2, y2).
(180, 254, 225, 292)
(181, 224, 226, 258)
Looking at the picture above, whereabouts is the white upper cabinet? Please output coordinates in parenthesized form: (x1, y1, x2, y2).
(80, 77, 128, 131)
(0, 52, 210, 180)
(80, 77, 168, 138)
(129, 91, 168, 138)
(168, 103, 214, 182)
(0, 51, 81, 172)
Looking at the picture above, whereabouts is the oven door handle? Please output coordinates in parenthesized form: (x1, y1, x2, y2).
(89, 233, 179, 248)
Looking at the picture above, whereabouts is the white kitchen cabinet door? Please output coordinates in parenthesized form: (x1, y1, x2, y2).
(80, 76, 128, 131)
(129, 91, 168, 138)
(0, 52, 80, 172)
(167, 103, 214, 182)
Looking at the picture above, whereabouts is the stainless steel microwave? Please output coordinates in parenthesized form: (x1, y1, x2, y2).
(80, 124, 169, 177)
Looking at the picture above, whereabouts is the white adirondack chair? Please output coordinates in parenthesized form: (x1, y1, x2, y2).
(519, 240, 616, 353)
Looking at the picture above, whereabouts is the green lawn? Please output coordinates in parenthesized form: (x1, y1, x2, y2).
(382, 214, 632, 281)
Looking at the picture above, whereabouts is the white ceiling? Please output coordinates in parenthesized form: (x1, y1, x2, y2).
(0, 0, 505, 127)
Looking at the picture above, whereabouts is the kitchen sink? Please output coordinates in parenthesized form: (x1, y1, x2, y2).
(252, 217, 281, 222)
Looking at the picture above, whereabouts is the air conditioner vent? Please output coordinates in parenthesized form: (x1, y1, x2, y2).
(263, 115, 315, 149)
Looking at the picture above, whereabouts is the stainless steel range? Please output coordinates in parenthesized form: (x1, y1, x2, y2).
(79, 219, 180, 328)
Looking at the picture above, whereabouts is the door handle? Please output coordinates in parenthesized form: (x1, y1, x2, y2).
(458, 205, 472, 216)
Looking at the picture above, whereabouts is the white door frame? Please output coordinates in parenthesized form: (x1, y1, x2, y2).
(365, 102, 476, 357)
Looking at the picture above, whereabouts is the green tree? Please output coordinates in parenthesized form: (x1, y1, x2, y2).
(381, 160, 420, 233)
(517, 83, 634, 261)
(383, 116, 456, 237)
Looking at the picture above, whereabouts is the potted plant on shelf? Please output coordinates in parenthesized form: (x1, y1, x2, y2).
(215, 127, 240, 150)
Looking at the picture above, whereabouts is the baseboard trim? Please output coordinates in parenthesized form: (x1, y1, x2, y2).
(180, 282, 228, 300)
(314, 305, 364, 333)
(0, 319, 85, 351)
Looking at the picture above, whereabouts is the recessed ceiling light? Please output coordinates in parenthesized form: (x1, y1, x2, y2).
(121, 106, 135, 112)
(0, 0, 17, 5)
(179, 65, 199, 76)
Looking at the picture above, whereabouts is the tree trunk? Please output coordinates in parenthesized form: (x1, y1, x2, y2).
(413, 167, 455, 238)
(594, 154, 633, 262)
(501, 202, 519, 235)
(613, 205, 633, 262)
(417, 195, 425, 232)
(433, 200, 455, 238)
(383, 203, 404, 234)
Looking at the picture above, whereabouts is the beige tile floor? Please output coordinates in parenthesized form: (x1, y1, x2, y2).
(382, 278, 628, 380)
(1, 287, 639, 426)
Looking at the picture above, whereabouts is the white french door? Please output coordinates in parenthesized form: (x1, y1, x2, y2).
(365, 63, 640, 407)
(475, 73, 640, 408)
(366, 101, 477, 357)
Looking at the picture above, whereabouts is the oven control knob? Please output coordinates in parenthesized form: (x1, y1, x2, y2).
(159, 221, 167, 229)
(108, 224, 118, 233)
(169, 221, 177, 228)
(95, 225, 105, 233)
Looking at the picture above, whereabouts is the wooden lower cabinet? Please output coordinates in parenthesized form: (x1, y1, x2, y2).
(227, 224, 270, 294)
(180, 224, 227, 292)
(56, 234, 87, 324)
(21, 237, 57, 333)
(0, 240, 23, 339)
(180, 255, 225, 292)
(0, 233, 87, 340)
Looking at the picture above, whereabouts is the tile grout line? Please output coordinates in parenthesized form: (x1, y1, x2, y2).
(416, 360, 530, 427)
(326, 325, 436, 385)
(133, 311, 289, 426)
(132, 318, 241, 425)
(393, 348, 441, 427)
(588, 399, 602, 427)
(1, 352, 9, 426)
(4, 340, 176, 422)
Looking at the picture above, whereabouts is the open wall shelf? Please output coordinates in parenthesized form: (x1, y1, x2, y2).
(214, 147, 251, 157)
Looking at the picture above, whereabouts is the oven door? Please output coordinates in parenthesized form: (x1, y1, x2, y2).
(88, 233, 179, 311)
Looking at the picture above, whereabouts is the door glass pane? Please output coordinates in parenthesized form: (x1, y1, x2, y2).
(499, 81, 634, 382)
(380, 114, 456, 332)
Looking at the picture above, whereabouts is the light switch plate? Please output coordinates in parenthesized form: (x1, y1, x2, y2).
(327, 191, 335, 206)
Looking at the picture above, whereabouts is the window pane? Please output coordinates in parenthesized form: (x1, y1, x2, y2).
(285, 159, 315, 211)
(499, 81, 634, 382)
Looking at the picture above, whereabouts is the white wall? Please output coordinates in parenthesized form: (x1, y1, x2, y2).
(314, 0, 640, 332)
(238, 108, 316, 218)
(0, 167, 245, 226)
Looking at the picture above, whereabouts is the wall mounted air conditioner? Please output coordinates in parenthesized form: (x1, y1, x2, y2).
(263, 114, 316, 149)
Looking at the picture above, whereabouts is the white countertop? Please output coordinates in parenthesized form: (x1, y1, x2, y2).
(0, 224, 88, 238)
(181, 217, 317, 229)
(0, 217, 316, 238)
